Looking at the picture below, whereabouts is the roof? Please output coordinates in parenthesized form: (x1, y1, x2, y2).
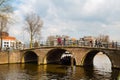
(2, 36, 16, 41)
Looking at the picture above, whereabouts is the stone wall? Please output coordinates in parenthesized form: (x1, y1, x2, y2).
(0, 52, 8, 64)
(0, 50, 21, 64)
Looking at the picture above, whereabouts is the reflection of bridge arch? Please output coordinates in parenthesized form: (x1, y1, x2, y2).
(83, 50, 112, 67)
(21, 51, 38, 64)
(44, 48, 76, 65)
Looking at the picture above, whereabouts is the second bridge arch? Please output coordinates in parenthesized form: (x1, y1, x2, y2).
(44, 48, 76, 65)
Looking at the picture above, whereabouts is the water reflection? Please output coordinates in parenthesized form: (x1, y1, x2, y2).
(0, 64, 119, 80)
(43, 65, 76, 80)
(93, 52, 112, 72)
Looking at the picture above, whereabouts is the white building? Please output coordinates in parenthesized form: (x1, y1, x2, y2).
(0, 32, 23, 50)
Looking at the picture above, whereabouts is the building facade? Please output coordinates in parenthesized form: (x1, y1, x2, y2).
(0, 32, 23, 50)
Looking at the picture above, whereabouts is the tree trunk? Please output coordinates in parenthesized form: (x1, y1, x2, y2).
(30, 33, 33, 48)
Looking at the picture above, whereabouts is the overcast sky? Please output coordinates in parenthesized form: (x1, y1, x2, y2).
(9, 0, 120, 42)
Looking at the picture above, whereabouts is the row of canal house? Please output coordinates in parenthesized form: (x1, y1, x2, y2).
(46, 35, 115, 48)
(46, 35, 96, 46)
(0, 32, 24, 50)
(46, 35, 70, 46)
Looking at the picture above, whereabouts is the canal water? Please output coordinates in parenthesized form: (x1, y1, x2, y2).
(0, 54, 120, 80)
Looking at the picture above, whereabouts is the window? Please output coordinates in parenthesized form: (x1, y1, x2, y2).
(3, 41, 9, 48)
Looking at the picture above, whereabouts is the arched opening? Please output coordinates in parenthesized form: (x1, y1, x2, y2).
(93, 52, 112, 72)
(46, 49, 76, 65)
(24, 51, 38, 64)
(60, 51, 76, 65)
(83, 50, 100, 66)
(83, 50, 112, 70)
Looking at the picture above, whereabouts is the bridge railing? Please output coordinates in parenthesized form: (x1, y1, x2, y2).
(38, 41, 120, 50)
(5, 41, 119, 50)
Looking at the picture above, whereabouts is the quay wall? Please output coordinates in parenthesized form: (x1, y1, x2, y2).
(0, 51, 21, 64)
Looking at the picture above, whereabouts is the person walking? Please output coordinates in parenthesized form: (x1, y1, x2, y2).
(90, 40, 93, 47)
(94, 39, 98, 47)
(57, 37, 62, 46)
(63, 38, 66, 46)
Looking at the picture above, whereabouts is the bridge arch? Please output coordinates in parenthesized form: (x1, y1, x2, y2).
(21, 51, 39, 64)
(83, 50, 112, 67)
(44, 48, 76, 65)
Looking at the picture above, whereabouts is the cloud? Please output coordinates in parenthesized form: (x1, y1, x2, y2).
(82, 0, 106, 15)
(10, 0, 120, 42)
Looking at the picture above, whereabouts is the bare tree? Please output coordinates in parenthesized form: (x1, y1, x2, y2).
(24, 13, 43, 48)
(0, 0, 13, 50)
(97, 34, 110, 42)
(0, 0, 13, 13)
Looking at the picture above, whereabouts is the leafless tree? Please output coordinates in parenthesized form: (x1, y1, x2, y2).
(0, 0, 12, 13)
(97, 34, 110, 42)
(24, 13, 43, 48)
(0, 0, 13, 50)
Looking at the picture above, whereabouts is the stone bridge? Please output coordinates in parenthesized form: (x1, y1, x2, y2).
(0, 47, 119, 68)
(19, 46, 120, 69)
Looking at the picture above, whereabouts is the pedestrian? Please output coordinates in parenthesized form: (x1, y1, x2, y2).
(63, 38, 66, 46)
(57, 37, 62, 46)
(95, 39, 98, 47)
(98, 40, 102, 47)
(112, 41, 114, 48)
(90, 40, 93, 47)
